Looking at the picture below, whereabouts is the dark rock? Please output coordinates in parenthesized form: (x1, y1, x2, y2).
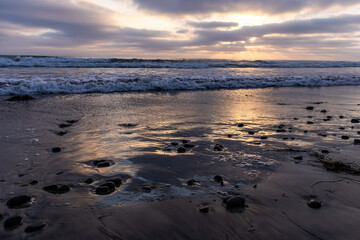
(339, 127, 345, 130)
(213, 175, 223, 183)
(213, 144, 223, 151)
(319, 134, 327, 137)
(52, 147, 61, 153)
(96, 186, 110, 195)
(183, 143, 195, 148)
(351, 119, 360, 123)
(306, 106, 314, 110)
(237, 123, 245, 127)
(307, 199, 322, 208)
(54, 131, 67, 136)
(303, 130, 308, 133)
(66, 120, 79, 124)
(7, 95, 35, 101)
(93, 160, 113, 168)
(276, 129, 286, 132)
(253, 184, 257, 188)
(118, 123, 138, 127)
(177, 147, 186, 153)
(142, 186, 152, 192)
(7, 195, 32, 208)
(307, 116, 313, 118)
(248, 131, 255, 135)
(4, 216, 22, 229)
(321, 150, 330, 154)
(293, 118, 299, 120)
(358, 131, 360, 135)
(227, 134, 232, 138)
(187, 179, 197, 186)
(43, 185, 59, 194)
(260, 136, 268, 139)
(25, 223, 46, 233)
(29, 180, 38, 185)
(320, 110, 327, 113)
(224, 196, 246, 208)
(339, 116, 344, 119)
(84, 178, 94, 184)
(106, 178, 122, 187)
(354, 139, 360, 144)
(58, 185, 70, 194)
(100, 182, 115, 193)
(171, 142, 178, 146)
(306, 121, 314, 124)
(327, 116, 332, 119)
(199, 206, 209, 213)
(341, 136, 349, 140)
(58, 123, 72, 128)
(282, 137, 288, 140)
(56, 171, 64, 175)
(182, 140, 189, 143)
(294, 156, 303, 160)
(323, 119, 330, 121)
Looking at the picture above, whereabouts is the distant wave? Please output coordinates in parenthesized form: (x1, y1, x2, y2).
(1, 56, 360, 68)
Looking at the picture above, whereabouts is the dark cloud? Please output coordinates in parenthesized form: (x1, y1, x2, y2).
(133, 0, 360, 15)
(188, 21, 238, 29)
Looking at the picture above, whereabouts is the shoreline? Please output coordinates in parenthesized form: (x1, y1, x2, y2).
(1, 86, 360, 239)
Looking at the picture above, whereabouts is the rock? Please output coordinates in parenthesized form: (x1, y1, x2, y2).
(96, 186, 110, 195)
(303, 130, 308, 133)
(171, 142, 178, 146)
(327, 116, 333, 119)
(177, 147, 186, 153)
(6, 195, 32, 208)
(321, 150, 330, 154)
(306, 106, 314, 110)
(106, 178, 122, 187)
(224, 196, 246, 208)
(29, 180, 38, 185)
(307, 199, 322, 208)
(339, 116, 344, 119)
(58, 123, 71, 128)
(199, 206, 209, 213)
(58, 185, 70, 194)
(282, 137, 288, 140)
(93, 160, 113, 168)
(183, 143, 195, 148)
(84, 178, 94, 184)
(294, 156, 303, 160)
(66, 120, 78, 124)
(339, 127, 345, 130)
(214, 175, 223, 183)
(358, 131, 360, 135)
(43, 184, 70, 194)
(187, 179, 196, 186)
(213, 144, 223, 151)
(248, 131, 255, 135)
(320, 110, 327, 113)
(182, 140, 189, 143)
(227, 134, 232, 138)
(293, 118, 299, 120)
(4, 216, 22, 229)
(25, 223, 47, 233)
(341, 136, 349, 140)
(260, 136, 268, 139)
(307, 116, 313, 118)
(142, 186, 152, 192)
(7, 95, 35, 101)
(99, 182, 115, 193)
(118, 123, 138, 127)
(351, 119, 360, 123)
(52, 147, 61, 153)
(276, 129, 286, 132)
(237, 123, 245, 127)
(354, 139, 360, 144)
(54, 131, 67, 136)
(306, 121, 313, 124)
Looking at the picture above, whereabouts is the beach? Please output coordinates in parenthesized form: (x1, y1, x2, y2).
(1, 86, 360, 239)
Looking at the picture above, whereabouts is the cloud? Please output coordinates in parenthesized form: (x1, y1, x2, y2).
(188, 21, 238, 29)
(133, 0, 360, 15)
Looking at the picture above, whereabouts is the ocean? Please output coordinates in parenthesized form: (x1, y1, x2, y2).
(1, 55, 360, 95)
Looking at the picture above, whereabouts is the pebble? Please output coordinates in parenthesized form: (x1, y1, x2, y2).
(93, 160, 113, 168)
(321, 150, 330, 154)
(187, 179, 197, 186)
(339, 127, 345, 130)
(54, 131, 67, 136)
(354, 139, 360, 144)
(6, 195, 32, 208)
(171, 142, 178, 146)
(306, 106, 314, 110)
(320, 110, 327, 113)
(237, 123, 245, 127)
(4, 216, 22, 229)
(351, 119, 360, 123)
(52, 147, 61, 153)
(66, 120, 79, 124)
(58, 185, 70, 194)
(99, 182, 115, 192)
(339, 116, 344, 119)
(248, 131, 255, 135)
(199, 206, 210, 213)
(106, 178, 122, 187)
(58, 123, 71, 128)
(341, 136, 349, 140)
(260, 136, 268, 139)
(43, 184, 70, 194)
(213, 175, 223, 182)
(29, 180, 38, 185)
(142, 186, 152, 192)
(7, 95, 35, 101)
(182, 140, 189, 143)
(213, 144, 223, 151)
(307, 199, 322, 208)
(183, 143, 195, 148)
(177, 147, 186, 153)
(95, 186, 110, 195)
(358, 131, 360, 135)
(25, 223, 46, 233)
(306, 121, 314, 124)
(84, 178, 94, 184)
(294, 156, 303, 160)
(224, 196, 246, 208)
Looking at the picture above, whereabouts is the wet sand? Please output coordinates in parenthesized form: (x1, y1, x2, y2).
(1, 86, 360, 239)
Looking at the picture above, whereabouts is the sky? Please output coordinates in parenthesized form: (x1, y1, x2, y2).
(0, 0, 360, 60)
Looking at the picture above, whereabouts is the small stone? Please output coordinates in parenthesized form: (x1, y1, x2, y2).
(54, 131, 67, 136)
(357, 131, 360, 135)
(339, 116, 344, 119)
(96, 186, 110, 195)
(187, 179, 197, 186)
(307, 199, 322, 208)
(199, 206, 209, 213)
(351, 119, 360, 123)
(327, 116, 333, 119)
(7, 95, 35, 101)
(213, 175, 223, 183)
(213, 144, 223, 151)
(354, 139, 360, 144)
(4, 216, 22, 229)
(58, 185, 70, 194)
(93, 160, 113, 168)
(225, 196, 246, 208)
(276, 129, 286, 132)
(100, 182, 115, 193)
(6, 195, 32, 208)
(294, 156, 303, 160)
(142, 186, 152, 192)
(339, 127, 345, 130)
(341, 136, 349, 140)
(25, 223, 47, 233)
(106, 178, 122, 187)
(182, 140, 189, 144)
(260, 136, 268, 139)
(29, 180, 38, 185)
(183, 143, 195, 148)
(43, 185, 59, 194)
(321, 150, 330, 154)
(227, 134, 232, 138)
(293, 118, 299, 120)
(248, 131, 255, 135)
(84, 178, 94, 184)
(320, 110, 327, 113)
(237, 123, 244, 127)
(177, 147, 186, 153)
(306, 121, 313, 124)
(306, 106, 314, 110)
(52, 147, 61, 153)
(171, 142, 178, 146)
(307, 116, 313, 118)
(66, 120, 78, 124)
(58, 123, 71, 128)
